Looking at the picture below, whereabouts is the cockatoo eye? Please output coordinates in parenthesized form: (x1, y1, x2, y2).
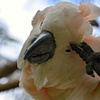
(40, 22, 43, 26)
(65, 49, 71, 52)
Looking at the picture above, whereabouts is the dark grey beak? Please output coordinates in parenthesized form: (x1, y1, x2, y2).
(24, 31, 56, 64)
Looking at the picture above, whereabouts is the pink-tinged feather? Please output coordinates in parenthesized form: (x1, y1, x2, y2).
(18, 1, 100, 100)
(78, 3, 100, 21)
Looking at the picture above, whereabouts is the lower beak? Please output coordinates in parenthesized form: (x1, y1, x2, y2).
(24, 31, 56, 64)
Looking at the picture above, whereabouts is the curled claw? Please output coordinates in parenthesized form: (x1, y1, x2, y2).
(86, 62, 95, 77)
(93, 52, 100, 76)
(70, 43, 88, 61)
(79, 42, 94, 55)
(70, 42, 100, 77)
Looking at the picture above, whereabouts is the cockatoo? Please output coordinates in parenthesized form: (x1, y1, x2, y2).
(17, 2, 100, 100)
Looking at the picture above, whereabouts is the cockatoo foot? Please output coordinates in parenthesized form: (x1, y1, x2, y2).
(70, 42, 100, 77)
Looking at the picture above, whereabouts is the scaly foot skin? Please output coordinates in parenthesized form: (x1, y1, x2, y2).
(70, 42, 100, 77)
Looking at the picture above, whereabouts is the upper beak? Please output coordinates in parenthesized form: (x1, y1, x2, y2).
(24, 31, 56, 64)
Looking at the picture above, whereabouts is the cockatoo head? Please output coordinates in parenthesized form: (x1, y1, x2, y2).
(17, 2, 100, 99)
(18, 2, 100, 69)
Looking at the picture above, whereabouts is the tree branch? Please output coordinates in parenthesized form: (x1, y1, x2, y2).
(0, 79, 19, 92)
(0, 61, 18, 78)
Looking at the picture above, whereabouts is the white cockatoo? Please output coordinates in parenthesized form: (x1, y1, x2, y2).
(17, 2, 100, 100)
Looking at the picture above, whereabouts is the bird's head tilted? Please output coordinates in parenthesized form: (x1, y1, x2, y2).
(17, 2, 100, 69)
